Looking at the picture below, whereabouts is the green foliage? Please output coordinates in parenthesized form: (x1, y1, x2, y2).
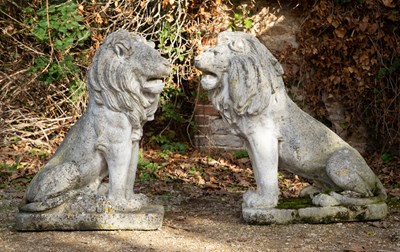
(28, 148, 49, 159)
(157, 20, 191, 125)
(387, 196, 400, 208)
(158, 152, 170, 159)
(206, 156, 218, 165)
(137, 152, 159, 182)
(233, 150, 249, 159)
(151, 132, 188, 154)
(25, 2, 90, 46)
(381, 152, 394, 165)
(228, 4, 254, 31)
(24, 1, 90, 96)
(162, 142, 188, 154)
(0, 158, 26, 188)
(0, 160, 25, 171)
(159, 21, 187, 63)
(159, 82, 184, 123)
(187, 166, 198, 175)
(378, 58, 400, 79)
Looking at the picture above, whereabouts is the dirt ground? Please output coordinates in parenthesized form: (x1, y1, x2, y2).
(1, 186, 399, 252)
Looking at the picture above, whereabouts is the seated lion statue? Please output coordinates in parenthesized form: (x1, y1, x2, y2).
(195, 31, 386, 209)
(20, 30, 170, 212)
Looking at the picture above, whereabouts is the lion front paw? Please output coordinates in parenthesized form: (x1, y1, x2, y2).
(243, 190, 278, 209)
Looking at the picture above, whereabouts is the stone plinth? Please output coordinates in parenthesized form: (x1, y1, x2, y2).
(15, 205, 164, 231)
(242, 203, 388, 225)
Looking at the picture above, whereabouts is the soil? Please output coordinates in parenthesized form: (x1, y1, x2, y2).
(1, 186, 399, 252)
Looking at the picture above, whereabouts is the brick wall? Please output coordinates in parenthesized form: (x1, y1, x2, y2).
(194, 104, 245, 149)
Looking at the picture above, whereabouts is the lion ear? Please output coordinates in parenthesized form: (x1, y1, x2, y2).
(114, 40, 130, 57)
(228, 39, 247, 52)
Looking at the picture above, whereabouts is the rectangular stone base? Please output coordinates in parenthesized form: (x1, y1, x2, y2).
(15, 205, 164, 231)
(242, 203, 388, 225)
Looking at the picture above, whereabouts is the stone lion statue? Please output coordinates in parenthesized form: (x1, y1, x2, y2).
(195, 31, 386, 209)
(20, 30, 170, 212)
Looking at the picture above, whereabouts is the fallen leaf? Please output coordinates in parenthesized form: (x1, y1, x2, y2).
(382, 0, 395, 8)
(368, 23, 378, 34)
(335, 28, 346, 38)
(359, 20, 368, 32)
(327, 15, 333, 24)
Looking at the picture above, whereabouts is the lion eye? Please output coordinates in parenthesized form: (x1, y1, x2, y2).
(228, 40, 246, 52)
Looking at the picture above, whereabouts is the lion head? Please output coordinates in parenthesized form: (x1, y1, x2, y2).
(195, 31, 285, 117)
(88, 30, 170, 127)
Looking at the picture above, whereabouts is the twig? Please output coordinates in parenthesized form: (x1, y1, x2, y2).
(1, 30, 45, 56)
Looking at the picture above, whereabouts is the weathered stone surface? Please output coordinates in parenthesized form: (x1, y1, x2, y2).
(242, 206, 297, 225)
(213, 135, 244, 148)
(243, 203, 388, 225)
(194, 31, 387, 213)
(209, 117, 238, 135)
(15, 205, 164, 231)
(16, 30, 169, 230)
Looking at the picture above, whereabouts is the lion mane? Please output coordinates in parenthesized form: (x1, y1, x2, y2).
(88, 31, 159, 129)
(206, 32, 285, 120)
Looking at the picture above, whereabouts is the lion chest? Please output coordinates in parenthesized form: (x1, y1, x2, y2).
(92, 107, 134, 148)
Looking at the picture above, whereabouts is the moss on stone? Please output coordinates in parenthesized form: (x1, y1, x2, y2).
(276, 197, 313, 209)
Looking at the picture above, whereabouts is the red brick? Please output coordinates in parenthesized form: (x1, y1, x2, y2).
(194, 115, 209, 126)
(194, 104, 206, 114)
(203, 105, 219, 116)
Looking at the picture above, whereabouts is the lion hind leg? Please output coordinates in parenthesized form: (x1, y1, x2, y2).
(22, 162, 81, 212)
(325, 148, 386, 206)
(19, 190, 78, 212)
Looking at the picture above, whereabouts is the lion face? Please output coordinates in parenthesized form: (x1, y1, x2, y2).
(89, 30, 170, 124)
(195, 31, 285, 116)
(194, 32, 251, 90)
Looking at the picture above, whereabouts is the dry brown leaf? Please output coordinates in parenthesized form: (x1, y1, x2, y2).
(382, 0, 395, 8)
(95, 13, 103, 24)
(359, 19, 368, 32)
(368, 23, 378, 34)
(334, 28, 346, 38)
(327, 15, 333, 24)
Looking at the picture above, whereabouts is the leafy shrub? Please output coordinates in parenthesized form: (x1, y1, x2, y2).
(228, 3, 254, 31)
(292, 0, 400, 152)
(24, 1, 90, 99)
(137, 151, 159, 181)
(233, 150, 249, 159)
(151, 133, 188, 154)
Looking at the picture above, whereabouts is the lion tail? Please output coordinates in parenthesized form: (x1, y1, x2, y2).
(330, 181, 387, 206)
(19, 190, 77, 212)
